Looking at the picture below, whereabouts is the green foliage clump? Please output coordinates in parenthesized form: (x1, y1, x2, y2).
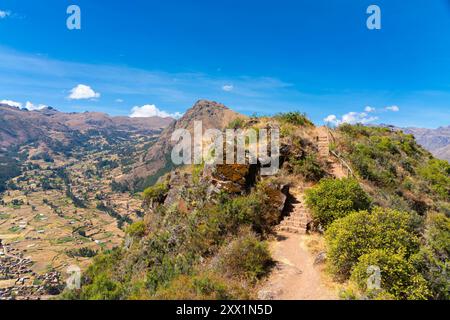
(305, 178, 371, 228)
(216, 181, 284, 235)
(275, 111, 314, 127)
(350, 249, 430, 300)
(216, 231, 272, 282)
(143, 182, 169, 206)
(411, 212, 450, 299)
(154, 273, 250, 300)
(80, 273, 125, 300)
(325, 207, 420, 279)
(65, 247, 98, 258)
(227, 117, 246, 129)
(290, 154, 327, 182)
(419, 159, 450, 200)
(61, 249, 125, 300)
(125, 221, 146, 238)
(0, 150, 21, 193)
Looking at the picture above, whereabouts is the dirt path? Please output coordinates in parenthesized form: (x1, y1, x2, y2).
(259, 231, 337, 300)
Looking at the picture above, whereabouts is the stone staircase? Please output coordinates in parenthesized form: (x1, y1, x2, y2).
(276, 191, 312, 234)
(276, 127, 353, 235)
(317, 127, 330, 159)
(317, 126, 352, 179)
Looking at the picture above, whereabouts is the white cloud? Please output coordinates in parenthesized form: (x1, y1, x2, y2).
(386, 105, 399, 112)
(0, 99, 22, 108)
(365, 106, 376, 113)
(325, 104, 401, 126)
(129, 104, 182, 119)
(25, 101, 48, 111)
(68, 84, 100, 100)
(324, 114, 338, 124)
(115, 98, 124, 103)
(222, 84, 234, 92)
(0, 10, 10, 19)
(324, 111, 378, 126)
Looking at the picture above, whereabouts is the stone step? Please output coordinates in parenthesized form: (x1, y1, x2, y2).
(282, 214, 305, 219)
(277, 225, 306, 234)
(281, 222, 307, 228)
(280, 219, 308, 227)
(292, 208, 308, 213)
(284, 217, 308, 224)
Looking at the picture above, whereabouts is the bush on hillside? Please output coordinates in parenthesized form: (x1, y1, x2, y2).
(227, 118, 246, 129)
(154, 273, 250, 300)
(305, 178, 371, 229)
(290, 154, 327, 182)
(412, 212, 450, 299)
(350, 249, 430, 300)
(216, 181, 284, 236)
(125, 221, 146, 238)
(325, 207, 420, 278)
(419, 159, 450, 200)
(143, 182, 169, 207)
(275, 111, 314, 127)
(216, 230, 273, 282)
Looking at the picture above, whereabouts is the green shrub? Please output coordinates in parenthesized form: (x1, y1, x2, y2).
(80, 273, 125, 300)
(227, 118, 246, 129)
(412, 212, 450, 299)
(68, 249, 125, 300)
(65, 247, 98, 258)
(325, 207, 420, 278)
(217, 231, 273, 282)
(216, 181, 284, 235)
(143, 182, 169, 206)
(155, 273, 250, 300)
(126, 221, 146, 238)
(290, 154, 327, 182)
(275, 111, 313, 127)
(419, 159, 450, 200)
(350, 249, 430, 300)
(305, 178, 371, 229)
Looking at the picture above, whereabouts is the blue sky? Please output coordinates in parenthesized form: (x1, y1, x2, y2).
(0, 0, 449, 128)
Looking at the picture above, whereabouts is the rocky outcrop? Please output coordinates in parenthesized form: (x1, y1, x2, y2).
(118, 100, 246, 191)
(204, 163, 259, 195)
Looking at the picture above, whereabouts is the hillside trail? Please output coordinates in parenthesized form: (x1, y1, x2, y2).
(258, 127, 342, 300)
(316, 126, 348, 179)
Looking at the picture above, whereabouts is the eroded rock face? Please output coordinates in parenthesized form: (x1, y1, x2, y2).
(264, 182, 288, 213)
(163, 171, 193, 207)
(203, 163, 260, 196)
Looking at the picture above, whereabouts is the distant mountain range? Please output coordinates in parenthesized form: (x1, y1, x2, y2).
(0, 103, 173, 149)
(1, 101, 448, 173)
(401, 126, 450, 162)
